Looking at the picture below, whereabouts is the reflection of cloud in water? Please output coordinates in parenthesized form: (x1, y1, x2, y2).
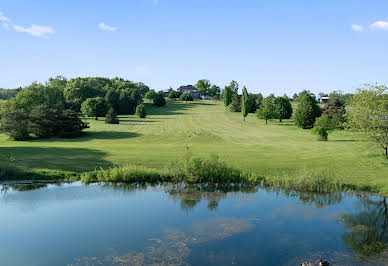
(70, 217, 255, 266)
(267, 203, 339, 222)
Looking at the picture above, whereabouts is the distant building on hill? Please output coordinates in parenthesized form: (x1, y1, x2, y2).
(319, 96, 329, 103)
(177, 85, 201, 99)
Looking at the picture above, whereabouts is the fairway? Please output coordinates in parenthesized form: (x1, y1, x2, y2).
(1, 100, 387, 192)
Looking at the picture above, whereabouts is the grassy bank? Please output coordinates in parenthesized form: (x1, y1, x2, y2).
(1, 100, 388, 194)
(79, 155, 381, 194)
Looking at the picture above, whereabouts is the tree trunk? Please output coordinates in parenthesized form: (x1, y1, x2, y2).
(95, 116, 98, 120)
(385, 146, 388, 158)
(265, 119, 268, 125)
(279, 118, 282, 122)
(244, 116, 246, 122)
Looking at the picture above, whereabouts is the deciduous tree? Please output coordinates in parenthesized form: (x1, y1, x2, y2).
(81, 97, 108, 120)
(346, 84, 388, 158)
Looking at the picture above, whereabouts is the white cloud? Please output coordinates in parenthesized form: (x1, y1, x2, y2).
(13, 24, 55, 38)
(370, 20, 388, 30)
(351, 24, 364, 32)
(0, 12, 10, 22)
(98, 22, 118, 31)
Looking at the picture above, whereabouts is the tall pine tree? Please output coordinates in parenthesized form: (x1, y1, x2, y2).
(241, 86, 251, 121)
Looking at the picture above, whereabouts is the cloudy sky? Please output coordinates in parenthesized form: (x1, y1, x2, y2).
(1, 0, 388, 95)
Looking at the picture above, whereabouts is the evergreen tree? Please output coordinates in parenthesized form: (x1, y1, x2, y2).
(223, 86, 233, 108)
(0, 112, 29, 140)
(229, 92, 241, 112)
(241, 86, 251, 121)
(136, 104, 147, 118)
(105, 108, 119, 124)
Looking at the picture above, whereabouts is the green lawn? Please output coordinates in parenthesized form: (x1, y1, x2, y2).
(1, 100, 387, 192)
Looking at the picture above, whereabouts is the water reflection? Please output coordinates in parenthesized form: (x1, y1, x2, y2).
(340, 196, 388, 261)
(2, 181, 388, 264)
(70, 217, 255, 266)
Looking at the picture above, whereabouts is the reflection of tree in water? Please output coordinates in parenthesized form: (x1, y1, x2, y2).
(264, 187, 344, 208)
(166, 183, 258, 212)
(180, 199, 200, 211)
(340, 196, 388, 261)
(1, 184, 9, 195)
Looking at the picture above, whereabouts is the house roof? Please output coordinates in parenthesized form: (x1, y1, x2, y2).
(177, 85, 198, 92)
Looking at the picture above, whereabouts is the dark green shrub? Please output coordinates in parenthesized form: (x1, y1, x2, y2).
(153, 92, 166, 107)
(0, 112, 29, 140)
(180, 93, 193, 102)
(136, 104, 147, 118)
(105, 108, 119, 124)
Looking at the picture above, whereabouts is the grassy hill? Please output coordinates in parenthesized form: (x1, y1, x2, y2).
(1, 100, 387, 193)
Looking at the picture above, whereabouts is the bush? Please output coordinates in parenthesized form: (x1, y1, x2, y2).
(312, 126, 328, 141)
(105, 108, 119, 124)
(136, 104, 147, 118)
(294, 93, 321, 129)
(314, 114, 335, 130)
(0, 112, 29, 140)
(180, 93, 193, 102)
(153, 92, 166, 107)
(81, 97, 108, 120)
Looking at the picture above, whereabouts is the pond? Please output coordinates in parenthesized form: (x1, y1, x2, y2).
(0, 182, 387, 265)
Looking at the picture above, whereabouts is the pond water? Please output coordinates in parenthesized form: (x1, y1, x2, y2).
(0, 182, 387, 266)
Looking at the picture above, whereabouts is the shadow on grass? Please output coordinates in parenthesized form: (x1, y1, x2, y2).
(0, 146, 113, 174)
(29, 131, 141, 142)
(119, 119, 158, 123)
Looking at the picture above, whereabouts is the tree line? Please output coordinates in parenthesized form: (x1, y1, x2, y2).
(0, 76, 157, 140)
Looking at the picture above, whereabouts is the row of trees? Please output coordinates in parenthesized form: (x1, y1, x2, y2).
(194, 80, 221, 98)
(0, 76, 152, 140)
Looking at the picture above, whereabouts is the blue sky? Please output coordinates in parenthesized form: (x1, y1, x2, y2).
(1, 0, 388, 95)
